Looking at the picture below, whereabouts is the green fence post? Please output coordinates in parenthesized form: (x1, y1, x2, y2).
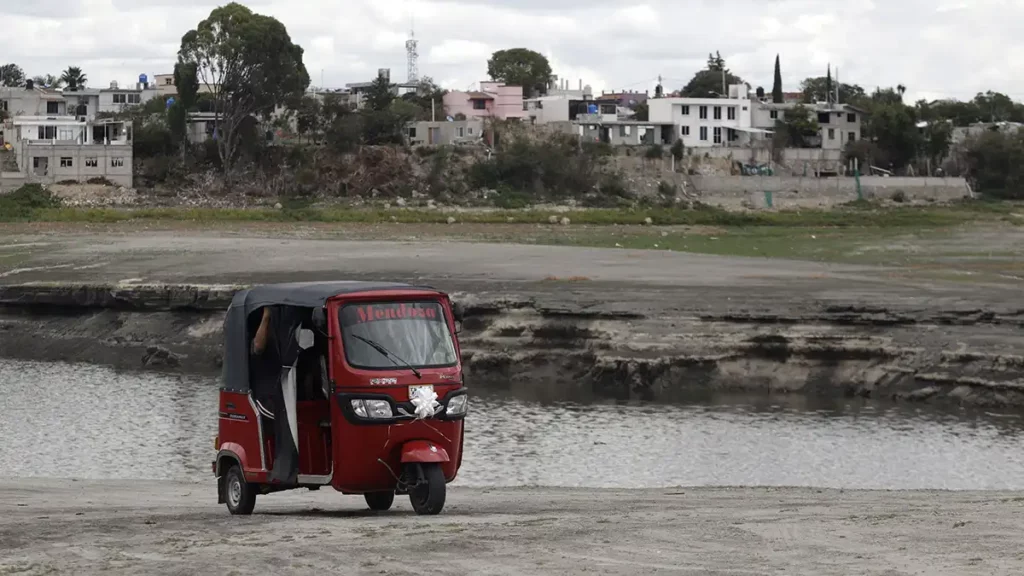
(764, 190, 773, 208)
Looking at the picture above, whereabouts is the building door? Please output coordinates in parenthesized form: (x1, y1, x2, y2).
(428, 127, 440, 145)
(33, 156, 48, 176)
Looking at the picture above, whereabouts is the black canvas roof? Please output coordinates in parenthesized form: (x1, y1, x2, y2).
(221, 281, 440, 392)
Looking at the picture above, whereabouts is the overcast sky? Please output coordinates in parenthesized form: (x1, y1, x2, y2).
(4, 0, 1023, 103)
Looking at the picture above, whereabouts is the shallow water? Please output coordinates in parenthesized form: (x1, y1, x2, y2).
(3, 360, 1024, 490)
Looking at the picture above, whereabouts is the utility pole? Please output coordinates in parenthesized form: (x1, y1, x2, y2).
(721, 68, 726, 97)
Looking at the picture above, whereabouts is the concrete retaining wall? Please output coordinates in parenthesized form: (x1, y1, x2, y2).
(691, 175, 971, 209)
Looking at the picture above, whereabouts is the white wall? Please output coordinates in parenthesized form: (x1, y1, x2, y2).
(649, 97, 753, 147)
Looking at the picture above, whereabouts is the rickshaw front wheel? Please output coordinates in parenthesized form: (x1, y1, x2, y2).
(364, 491, 395, 511)
(224, 465, 257, 515)
(409, 463, 446, 515)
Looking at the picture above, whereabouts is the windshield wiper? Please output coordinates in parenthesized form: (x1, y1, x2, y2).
(352, 335, 422, 379)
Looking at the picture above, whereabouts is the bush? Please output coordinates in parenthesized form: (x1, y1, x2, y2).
(645, 145, 664, 160)
(493, 189, 531, 209)
(670, 140, 685, 161)
(0, 184, 61, 220)
(891, 190, 907, 203)
(86, 177, 116, 187)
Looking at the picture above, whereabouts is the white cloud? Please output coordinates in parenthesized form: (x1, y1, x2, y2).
(2, 0, 1023, 103)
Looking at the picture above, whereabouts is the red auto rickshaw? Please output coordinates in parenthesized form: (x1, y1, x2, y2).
(213, 282, 467, 515)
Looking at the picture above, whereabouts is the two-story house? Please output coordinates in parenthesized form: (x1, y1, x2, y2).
(752, 102, 863, 150)
(443, 82, 526, 120)
(647, 84, 766, 147)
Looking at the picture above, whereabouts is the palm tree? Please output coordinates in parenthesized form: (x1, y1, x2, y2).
(60, 67, 87, 91)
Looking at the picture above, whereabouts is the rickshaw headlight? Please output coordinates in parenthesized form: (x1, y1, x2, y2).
(351, 399, 393, 419)
(446, 394, 469, 416)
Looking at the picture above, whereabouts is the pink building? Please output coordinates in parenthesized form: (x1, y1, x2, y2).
(443, 82, 526, 120)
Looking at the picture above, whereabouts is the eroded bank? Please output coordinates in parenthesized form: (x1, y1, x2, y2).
(2, 283, 1022, 407)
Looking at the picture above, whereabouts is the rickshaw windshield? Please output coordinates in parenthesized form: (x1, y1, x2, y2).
(339, 301, 458, 370)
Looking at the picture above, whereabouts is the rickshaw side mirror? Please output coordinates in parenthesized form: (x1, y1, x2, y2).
(296, 327, 315, 350)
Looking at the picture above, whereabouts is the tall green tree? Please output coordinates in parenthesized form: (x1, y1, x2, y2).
(60, 67, 87, 91)
(401, 76, 447, 121)
(680, 50, 743, 97)
(774, 104, 819, 148)
(862, 101, 921, 170)
(964, 129, 1024, 198)
(168, 62, 200, 147)
(0, 64, 25, 87)
(771, 55, 783, 103)
(486, 48, 553, 98)
(363, 74, 395, 112)
(178, 2, 309, 174)
(921, 120, 953, 172)
(800, 77, 866, 105)
(972, 91, 1017, 122)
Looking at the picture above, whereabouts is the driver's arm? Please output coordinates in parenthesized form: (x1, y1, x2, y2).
(252, 307, 272, 355)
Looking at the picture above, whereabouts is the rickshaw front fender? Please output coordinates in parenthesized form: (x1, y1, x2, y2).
(400, 440, 450, 463)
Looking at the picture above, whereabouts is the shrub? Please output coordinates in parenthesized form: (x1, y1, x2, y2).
(670, 140, 685, 161)
(0, 184, 61, 220)
(645, 145, 664, 160)
(86, 177, 116, 186)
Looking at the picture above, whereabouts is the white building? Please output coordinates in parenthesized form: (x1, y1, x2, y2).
(3, 115, 133, 188)
(647, 84, 769, 147)
(752, 102, 863, 150)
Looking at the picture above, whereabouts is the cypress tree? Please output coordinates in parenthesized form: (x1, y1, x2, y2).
(771, 55, 783, 103)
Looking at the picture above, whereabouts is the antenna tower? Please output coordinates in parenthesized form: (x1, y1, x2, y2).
(406, 18, 419, 83)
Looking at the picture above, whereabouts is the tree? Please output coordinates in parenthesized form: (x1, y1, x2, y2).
(921, 120, 953, 172)
(31, 74, 62, 89)
(775, 104, 819, 148)
(632, 102, 649, 121)
(756, 86, 765, 99)
(0, 64, 25, 87)
(771, 55, 783, 103)
(680, 51, 743, 97)
(799, 77, 865, 105)
(862, 101, 921, 170)
(401, 76, 447, 121)
(178, 2, 309, 174)
(486, 48, 553, 98)
(973, 91, 1017, 123)
(964, 129, 1024, 198)
(168, 62, 200, 147)
(363, 74, 395, 112)
(60, 67, 87, 91)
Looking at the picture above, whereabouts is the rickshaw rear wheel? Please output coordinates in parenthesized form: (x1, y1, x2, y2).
(409, 463, 446, 515)
(364, 491, 395, 511)
(224, 465, 257, 515)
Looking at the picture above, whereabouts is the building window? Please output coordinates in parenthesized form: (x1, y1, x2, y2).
(46, 101, 60, 114)
(111, 157, 124, 167)
(713, 106, 722, 120)
(699, 106, 708, 119)
(85, 157, 98, 167)
(713, 127, 722, 144)
(828, 128, 835, 140)
(847, 113, 857, 123)
(681, 126, 690, 136)
(849, 132, 856, 142)
(0, 100, 7, 111)
(680, 105, 690, 115)
(60, 157, 73, 168)
(619, 126, 628, 137)
(113, 93, 127, 104)
(408, 127, 417, 138)
(457, 127, 465, 138)
(769, 110, 778, 119)
(699, 126, 708, 141)
(468, 127, 474, 135)
(164, 77, 174, 85)
(727, 107, 736, 120)
(33, 157, 44, 168)
(37, 126, 56, 139)
(472, 99, 487, 110)
(817, 112, 830, 124)
(128, 94, 141, 105)
(600, 104, 616, 114)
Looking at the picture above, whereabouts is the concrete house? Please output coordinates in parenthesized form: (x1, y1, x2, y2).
(443, 82, 526, 120)
(752, 102, 863, 150)
(98, 80, 161, 115)
(3, 115, 133, 189)
(407, 119, 485, 146)
(647, 84, 766, 147)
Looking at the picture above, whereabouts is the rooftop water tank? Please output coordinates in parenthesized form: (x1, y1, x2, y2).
(110, 80, 119, 89)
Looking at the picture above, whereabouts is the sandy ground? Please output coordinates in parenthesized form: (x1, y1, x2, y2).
(1, 479, 1023, 575)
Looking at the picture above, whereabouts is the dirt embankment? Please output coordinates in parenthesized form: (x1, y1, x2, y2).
(2, 283, 1022, 407)
(2, 478, 1022, 576)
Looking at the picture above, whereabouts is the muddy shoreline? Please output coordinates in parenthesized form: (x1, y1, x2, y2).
(1, 478, 1022, 575)
(2, 280, 1023, 407)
